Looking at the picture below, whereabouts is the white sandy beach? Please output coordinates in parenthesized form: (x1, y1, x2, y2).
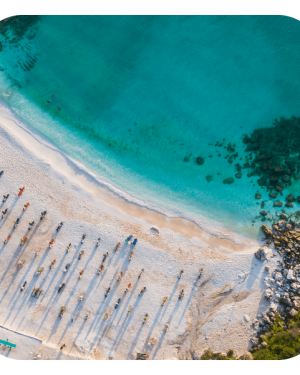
(0, 111, 277, 360)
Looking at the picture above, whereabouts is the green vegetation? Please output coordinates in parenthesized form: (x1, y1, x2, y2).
(201, 349, 236, 360)
(251, 311, 300, 360)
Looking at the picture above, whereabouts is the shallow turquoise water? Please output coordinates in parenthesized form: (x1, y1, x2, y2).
(1, 15, 300, 237)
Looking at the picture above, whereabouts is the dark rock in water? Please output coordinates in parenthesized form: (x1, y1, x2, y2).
(255, 193, 262, 199)
(275, 184, 284, 192)
(274, 166, 285, 175)
(246, 143, 260, 152)
(196, 156, 204, 165)
(273, 200, 283, 207)
(261, 224, 273, 236)
(294, 173, 300, 180)
(243, 135, 251, 144)
(283, 174, 291, 182)
(183, 156, 190, 162)
(285, 202, 293, 208)
(280, 213, 288, 220)
(286, 194, 296, 202)
(222, 178, 234, 184)
(269, 192, 277, 199)
(206, 175, 213, 183)
(257, 178, 268, 187)
(235, 173, 242, 178)
(297, 196, 300, 203)
(260, 210, 267, 216)
(261, 202, 265, 209)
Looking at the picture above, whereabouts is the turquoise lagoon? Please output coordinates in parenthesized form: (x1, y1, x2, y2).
(1, 15, 300, 238)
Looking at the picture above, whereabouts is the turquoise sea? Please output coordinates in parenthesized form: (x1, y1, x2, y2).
(1, 15, 300, 238)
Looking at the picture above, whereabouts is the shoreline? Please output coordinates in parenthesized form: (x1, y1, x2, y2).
(0, 109, 260, 254)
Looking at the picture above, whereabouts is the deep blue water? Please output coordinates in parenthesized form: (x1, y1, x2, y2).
(1, 15, 300, 237)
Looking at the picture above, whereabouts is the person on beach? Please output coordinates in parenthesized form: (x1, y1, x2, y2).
(48, 239, 54, 249)
(28, 221, 35, 230)
(14, 218, 20, 229)
(105, 287, 110, 298)
(20, 237, 28, 246)
(116, 272, 122, 282)
(49, 259, 56, 269)
(81, 234, 86, 244)
(129, 251, 134, 261)
(56, 222, 63, 232)
(96, 237, 101, 247)
(60, 344, 66, 351)
(78, 250, 84, 260)
(138, 269, 144, 279)
(2, 194, 9, 203)
(161, 297, 168, 306)
(178, 270, 184, 279)
(102, 252, 108, 262)
(64, 263, 70, 272)
(179, 289, 184, 299)
(114, 242, 120, 252)
(40, 211, 47, 220)
(18, 187, 25, 196)
(66, 243, 72, 252)
(105, 311, 109, 320)
(78, 270, 84, 279)
(127, 306, 132, 316)
(125, 235, 133, 243)
(139, 287, 146, 296)
(0, 171, 3, 177)
(1, 208, 8, 219)
(98, 265, 104, 274)
(143, 313, 148, 324)
(115, 298, 121, 309)
(23, 202, 30, 211)
(132, 238, 138, 247)
(4, 235, 11, 245)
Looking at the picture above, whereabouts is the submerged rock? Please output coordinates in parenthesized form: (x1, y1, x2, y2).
(255, 193, 262, 199)
(286, 194, 296, 202)
(222, 178, 234, 184)
(273, 200, 283, 207)
(206, 175, 213, 183)
(196, 156, 204, 165)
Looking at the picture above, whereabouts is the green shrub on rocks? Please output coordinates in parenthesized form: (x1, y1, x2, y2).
(201, 349, 236, 360)
(252, 311, 300, 360)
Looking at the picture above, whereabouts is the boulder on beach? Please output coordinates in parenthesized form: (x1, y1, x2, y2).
(273, 200, 283, 207)
(222, 178, 234, 184)
(255, 246, 271, 261)
(150, 226, 159, 234)
(196, 156, 204, 165)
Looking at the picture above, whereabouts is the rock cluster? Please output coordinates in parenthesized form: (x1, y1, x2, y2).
(250, 219, 300, 349)
(241, 117, 300, 193)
